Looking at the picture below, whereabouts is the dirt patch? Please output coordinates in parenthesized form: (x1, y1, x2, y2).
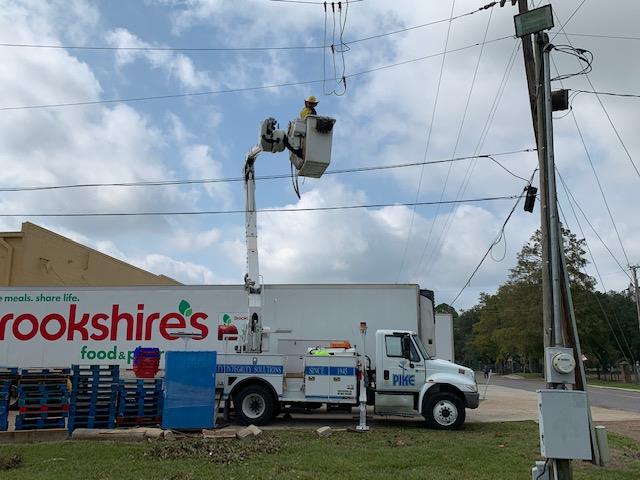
(600, 420, 640, 442)
(145, 435, 282, 465)
(0, 453, 23, 471)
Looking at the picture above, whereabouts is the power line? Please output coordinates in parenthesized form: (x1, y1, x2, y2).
(268, 0, 364, 4)
(345, 35, 511, 78)
(0, 195, 519, 218)
(572, 89, 640, 99)
(554, 32, 640, 41)
(557, 178, 636, 363)
(0, 42, 324, 52)
(411, 4, 495, 280)
(556, 170, 631, 282)
(0, 35, 513, 111)
(549, 0, 587, 43)
(551, 9, 640, 180)
(569, 105, 631, 268)
(449, 170, 537, 307)
(549, 54, 632, 269)
(395, 0, 457, 283)
(420, 39, 523, 275)
(0, 5, 495, 53)
(343, 3, 497, 46)
(0, 148, 535, 193)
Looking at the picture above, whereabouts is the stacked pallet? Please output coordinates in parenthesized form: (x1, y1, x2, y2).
(15, 368, 70, 430)
(0, 366, 18, 430)
(0, 367, 18, 385)
(0, 371, 13, 431)
(68, 365, 119, 431)
(117, 379, 163, 427)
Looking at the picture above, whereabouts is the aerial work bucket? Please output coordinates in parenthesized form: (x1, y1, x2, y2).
(288, 115, 336, 178)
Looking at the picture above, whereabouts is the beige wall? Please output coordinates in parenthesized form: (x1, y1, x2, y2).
(0, 222, 180, 287)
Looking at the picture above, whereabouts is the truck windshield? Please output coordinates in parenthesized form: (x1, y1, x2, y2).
(412, 335, 432, 360)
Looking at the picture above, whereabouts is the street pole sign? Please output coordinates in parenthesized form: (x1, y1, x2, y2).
(514, 4, 554, 38)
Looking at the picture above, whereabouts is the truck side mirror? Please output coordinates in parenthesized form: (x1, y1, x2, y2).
(401, 335, 412, 359)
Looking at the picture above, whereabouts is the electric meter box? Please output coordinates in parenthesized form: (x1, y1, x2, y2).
(545, 346, 576, 384)
(537, 389, 592, 460)
(297, 115, 336, 178)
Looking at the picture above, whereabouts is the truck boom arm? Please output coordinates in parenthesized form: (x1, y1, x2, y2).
(242, 116, 335, 353)
(243, 145, 264, 352)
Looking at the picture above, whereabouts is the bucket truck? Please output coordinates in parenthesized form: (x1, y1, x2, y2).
(214, 113, 479, 429)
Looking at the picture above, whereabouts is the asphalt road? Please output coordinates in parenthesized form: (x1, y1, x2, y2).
(488, 376, 640, 413)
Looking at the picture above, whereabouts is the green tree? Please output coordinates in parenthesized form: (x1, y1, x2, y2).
(454, 305, 481, 365)
(435, 303, 458, 318)
(469, 227, 606, 372)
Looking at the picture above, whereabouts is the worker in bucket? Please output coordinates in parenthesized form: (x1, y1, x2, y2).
(299, 95, 319, 119)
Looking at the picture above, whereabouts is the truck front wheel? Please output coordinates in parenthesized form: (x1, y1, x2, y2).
(234, 384, 276, 426)
(423, 391, 465, 430)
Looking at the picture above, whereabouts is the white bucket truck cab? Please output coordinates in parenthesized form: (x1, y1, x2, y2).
(219, 113, 478, 429)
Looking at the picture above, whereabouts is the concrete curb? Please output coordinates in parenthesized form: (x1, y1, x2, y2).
(588, 384, 640, 393)
(0, 429, 68, 444)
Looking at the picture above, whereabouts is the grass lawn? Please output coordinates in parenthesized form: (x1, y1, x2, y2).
(587, 379, 640, 391)
(1, 422, 639, 480)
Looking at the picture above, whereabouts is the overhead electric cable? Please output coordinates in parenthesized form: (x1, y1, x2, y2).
(551, 8, 640, 179)
(0, 35, 513, 112)
(424, 0, 549, 269)
(557, 178, 636, 362)
(412, 5, 494, 279)
(549, 0, 587, 42)
(395, 0, 457, 283)
(0, 148, 535, 193)
(552, 32, 640, 41)
(449, 170, 537, 307)
(0, 195, 519, 218)
(549, 54, 632, 269)
(556, 170, 631, 281)
(421, 40, 523, 274)
(572, 89, 640, 99)
(268, 0, 364, 4)
(569, 106, 631, 268)
(0, 5, 498, 53)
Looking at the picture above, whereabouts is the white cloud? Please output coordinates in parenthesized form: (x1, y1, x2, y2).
(170, 227, 221, 251)
(180, 144, 231, 205)
(136, 253, 216, 284)
(105, 27, 216, 91)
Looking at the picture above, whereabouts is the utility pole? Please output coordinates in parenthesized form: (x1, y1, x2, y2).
(513, 4, 601, 477)
(535, 30, 572, 480)
(630, 266, 640, 336)
(533, 32, 554, 358)
(517, 0, 539, 147)
(630, 266, 640, 383)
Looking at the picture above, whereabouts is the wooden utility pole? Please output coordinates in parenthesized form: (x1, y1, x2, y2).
(631, 266, 640, 382)
(532, 31, 554, 360)
(514, 1, 550, 349)
(535, 32, 573, 479)
(517, 0, 539, 148)
(507, 3, 601, 474)
(631, 266, 640, 336)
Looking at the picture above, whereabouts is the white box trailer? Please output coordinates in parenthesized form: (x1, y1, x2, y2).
(0, 284, 441, 369)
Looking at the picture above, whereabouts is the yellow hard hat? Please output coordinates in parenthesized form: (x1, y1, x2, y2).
(305, 95, 319, 104)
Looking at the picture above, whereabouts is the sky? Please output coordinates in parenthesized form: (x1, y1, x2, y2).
(0, 0, 639, 310)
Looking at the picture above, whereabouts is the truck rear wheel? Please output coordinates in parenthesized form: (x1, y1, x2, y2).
(423, 391, 465, 430)
(234, 384, 276, 426)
